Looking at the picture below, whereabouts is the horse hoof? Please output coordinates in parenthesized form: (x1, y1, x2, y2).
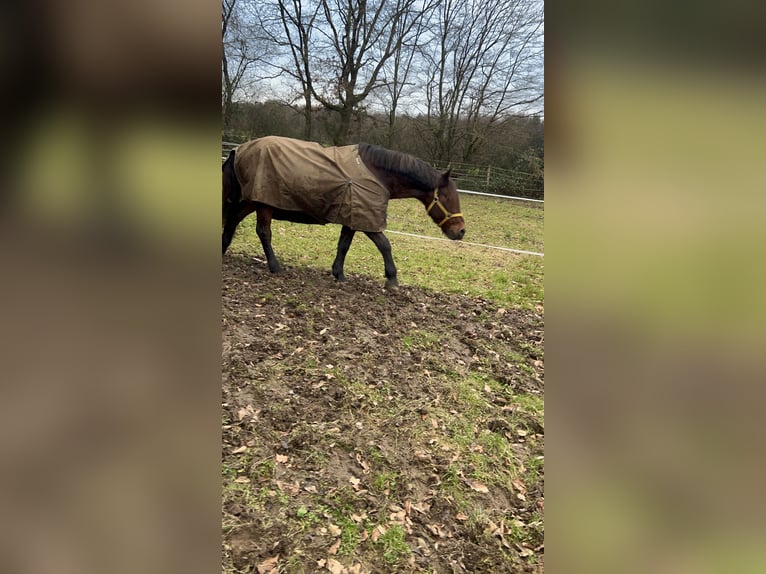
(385, 279, 399, 290)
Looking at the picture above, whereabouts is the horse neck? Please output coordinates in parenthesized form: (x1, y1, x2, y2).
(360, 153, 435, 205)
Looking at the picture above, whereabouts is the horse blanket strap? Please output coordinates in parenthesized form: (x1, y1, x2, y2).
(234, 136, 390, 232)
(426, 188, 463, 227)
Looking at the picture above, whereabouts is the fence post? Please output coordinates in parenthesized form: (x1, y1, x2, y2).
(485, 166, 491, 191)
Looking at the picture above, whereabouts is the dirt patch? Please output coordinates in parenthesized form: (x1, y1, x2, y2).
(222, 255, 544, 573)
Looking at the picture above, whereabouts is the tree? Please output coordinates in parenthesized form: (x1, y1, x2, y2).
(281, 0, 429, 145)
(420, 0, 544, 163)
(270, 0, 322, 140)
(222, 0, 274, 132)
(377, 0, 438, 148)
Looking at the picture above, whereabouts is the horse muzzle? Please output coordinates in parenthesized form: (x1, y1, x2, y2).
(443, 223, 465, 241)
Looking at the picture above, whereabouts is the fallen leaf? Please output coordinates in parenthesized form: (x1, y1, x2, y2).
(256, 555, 279, 574)
(511, 479, 527, 494)
(428, 523, 447, 537)
(231, 445, 248, 454)
(455, 513, 469, 521)
(355, 453, 371, 474)
(328, 523, 342, 537)
(411, 501, 431, 514)
(326, 557, 345, 574)
(275, 454, 289, 464)
(234, 477, 250, 484)
(349, 476, 361, 489)
(469, 480, 489, 493)
(236, 405, 258, 421)
(328, 539, 341, 555)
(275, 480, 299, 495)
(371, 524, 387, 542)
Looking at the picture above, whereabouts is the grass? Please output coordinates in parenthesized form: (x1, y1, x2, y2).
(228, 193, 543, 309)
(223, 192, 545, 571)
(378, 524, 411, 564)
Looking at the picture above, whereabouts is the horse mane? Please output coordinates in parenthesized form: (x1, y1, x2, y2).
(358, 143, 440, 192)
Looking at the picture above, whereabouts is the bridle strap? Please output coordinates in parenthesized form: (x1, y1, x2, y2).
(426, 188, 463, 227)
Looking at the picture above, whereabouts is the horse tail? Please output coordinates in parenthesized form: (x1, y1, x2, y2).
(222, 149, 241, 206)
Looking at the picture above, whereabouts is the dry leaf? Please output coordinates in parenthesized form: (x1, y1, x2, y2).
(275, 480, 299, 495)
(231, 445, 248, 454)
(237, 405, 257, 421)
(328, 523, 342, 537)
(349, 476, 360, 489)
(371, 525, 387, 542)
(411, 501, 431, 514)
(328, 539, 341, 555)
(511, 479, 527, 494)
(355, 453, 371, 474)
(256, 555, 279, 574)
(469, 480, 489, 493)
(326, 557, 345, 574)
(455, 513, 468, 521)
(234, 477, 250, 484)
(275, 454, 289, 464)
(428, 523, 447, 537)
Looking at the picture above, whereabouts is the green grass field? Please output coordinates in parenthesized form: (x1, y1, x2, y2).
(227, 193, 544, 309)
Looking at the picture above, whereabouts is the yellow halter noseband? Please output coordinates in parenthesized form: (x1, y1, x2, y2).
(426, 188, 463, 227)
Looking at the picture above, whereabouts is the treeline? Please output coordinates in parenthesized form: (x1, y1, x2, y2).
(225, 101, 544, 199)
(223, 0, 544, 198)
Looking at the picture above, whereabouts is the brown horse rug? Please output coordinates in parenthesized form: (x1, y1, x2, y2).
(233, 136, 390, 232)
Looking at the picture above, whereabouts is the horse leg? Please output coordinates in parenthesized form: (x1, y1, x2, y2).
(332, 225, 356, 282)
(364, 231, 398, 289)
(255, 206, 284, 273)
(222, 201, 256, 254)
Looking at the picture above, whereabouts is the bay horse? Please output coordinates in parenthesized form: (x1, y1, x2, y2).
(222, 136, 465, 288)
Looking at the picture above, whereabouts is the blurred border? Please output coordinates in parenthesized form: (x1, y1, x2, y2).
(547, 1, 766, 572)
(0, 1, 222, 573)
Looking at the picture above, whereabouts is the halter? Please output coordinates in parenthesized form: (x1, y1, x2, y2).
(426, 188, 463, 227)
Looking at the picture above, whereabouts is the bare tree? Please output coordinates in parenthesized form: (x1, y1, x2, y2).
(296, 0, 428, 145)
(266, 0, 323, 140)
(222, 0, 273, 132)
(377, 0, 439, 148)
(421, 0, 544, 163)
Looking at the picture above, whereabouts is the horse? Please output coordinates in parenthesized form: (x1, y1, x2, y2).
(222, 135, 465, 288)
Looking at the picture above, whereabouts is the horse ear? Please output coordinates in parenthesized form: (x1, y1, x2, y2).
(440, 169, 452, 185)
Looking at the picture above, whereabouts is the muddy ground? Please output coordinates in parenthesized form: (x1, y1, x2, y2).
(222, 254, 544, 573)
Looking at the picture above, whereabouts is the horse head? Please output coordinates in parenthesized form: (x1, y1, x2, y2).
(426, 169, 465, 240)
